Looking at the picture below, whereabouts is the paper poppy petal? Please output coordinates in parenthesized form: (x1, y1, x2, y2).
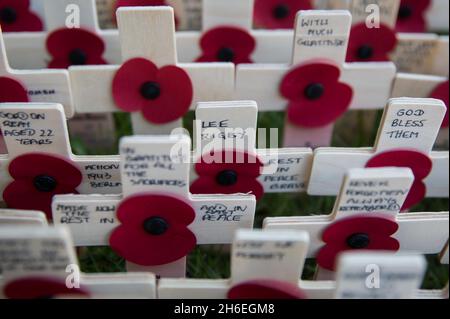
(228, 280, 306, 299)
(115, 194, 196, 227)
(322, 215, 399, 243)
(195, 151, 263, 177)
(110, 226, 196, 266)
(4, 277, 89, 299)
(402, 180, 426, 210)
(318, 215, 400, 270)
(47, 28, 105, 58)
(196, 54, 253, 64)
(316, 243, 344, 271)
(347, 23, 398, 62)
(46, 28, 107, 68)
(48, 56, 107, 69)
(3, 180, 79, 219)
(191, 176, 264, 199)
(192, 151, 264, 199)
(197, 26, 256, 64)
(253, 0, 313, 29)
(429, 80, 449, 128)
(287, 82, 353, 127)
(141, 65, 193, 124)
(396, 0, 431, 33)
(0, 9, 43, 32)
(0, 76, 29, 102)
(109, 194, 197, 266)
(366, 150, 433, 180)
(1, 0, 30, 10)
(112, 58, 159, 112)
(8, 153, 83, 188)
(366, 149, 432, 210)
(280, 61, 342, 101)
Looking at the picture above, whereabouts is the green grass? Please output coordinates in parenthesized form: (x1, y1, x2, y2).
(72, 110, 449, 290)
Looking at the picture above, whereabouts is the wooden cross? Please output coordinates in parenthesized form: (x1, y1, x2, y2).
(158, 228, 312, 299)
(334, 251, 427, 299)
(69, 6, 234, 136)
(3, 0, 123, 69)
(265, 166, 449, 280)
(0, 225, 157, 299)
(327, 0, 450, 151)
(1, 0, 121, 151)
(177, 0, 295, 64)
(0, 28, 73, 153)
(159, 229, 430, 299)
(192, 100, 313, 196)
(346, 0, 448, 73)
(307, 97, 449, 206)
(52, 134, 257, 278)
(0, 103, 123, 219)
(235, 10, 396, 148)
(392, 73, 448, 149)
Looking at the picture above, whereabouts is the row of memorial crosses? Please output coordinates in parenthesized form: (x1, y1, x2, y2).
(0, 97, 448, 222)
(0, 221, 447, 299)
(1, 2, 448, 152)
(1, 106, 447, 284)
(0, 96, 448, 220)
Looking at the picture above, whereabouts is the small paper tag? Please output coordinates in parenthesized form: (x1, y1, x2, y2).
(335, 252, 426, 299)
(0, 227, 77, 280)
(375, 98, 446, 154)
(333, 167, 414, 219)
(231, 229, 309, 285)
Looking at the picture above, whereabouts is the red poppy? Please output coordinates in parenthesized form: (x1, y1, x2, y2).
(317, 215, 400, 271)
(0, 76, 29, 144)
(112, 58, 193, 124)
(228, 280, 306, 299)
(0, 0, 43, 32)
(46, 28, 107, 69)
(190, 151, 264, 199)
(280, 60, 353, 128)
(395, 0, 431, 33)
(4, 277, 89, 299)
(253, 0, 313, 29)
(0, 76, 29, 102)
(347, 23, 398, 62)
(366, 149, 433, 211)
(429, 80, 449, 128)
(3, 153, 82, 220)
(109, 193, 197, 266)
(197, 26, 256, 64)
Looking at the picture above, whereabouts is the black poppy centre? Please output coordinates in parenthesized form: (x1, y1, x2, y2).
(0, 6, 17, 24)
(140, 81, 161, 100)
(0, 7, 17, 24)
(143, 217, 169, 236)
(216, 170, 239, 186)
(398, 5, 413, 20)
(272, 4, 290, 20)
(69, 48, 88, 66)
(346, 233, 371, 249)
(304, 83, 325, 100)
(357, 45, 374, 60)
(33, 175, 58, 193)
(217, 47, 235, 62)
